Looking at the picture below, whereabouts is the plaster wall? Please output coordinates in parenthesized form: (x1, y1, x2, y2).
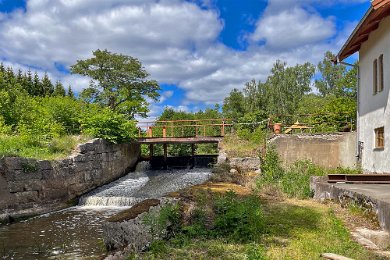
(271, 133, 356, 169)
(359, 15, 390, 173)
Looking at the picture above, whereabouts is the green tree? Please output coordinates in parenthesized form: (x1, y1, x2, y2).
(53, 81, 66, 97)
(33, 72, 43, 96)
(315, 51, 357, 98)
(265, 61, 315, 116)
(41, 73, 54, 96)
(222, 88, 247, 119)
(67, 86, 75, 98)
(71, 49, 160, 119)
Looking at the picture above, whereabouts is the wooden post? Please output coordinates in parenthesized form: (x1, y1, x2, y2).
(148, 127, 153, 138)
(191, 143, 195, 168)
(163, 144, 168, 163)
(221, 121, 225, 136)
(149, 144, 154, 157)
(138, 127, 141, 137)
(163, 126, 167, 138)
(203, 125, 206, 136)
(195, 126, 198, 137)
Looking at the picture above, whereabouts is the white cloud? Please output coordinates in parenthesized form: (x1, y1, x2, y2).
(0, 0, 359, 109)
(251, 6, 335, 50)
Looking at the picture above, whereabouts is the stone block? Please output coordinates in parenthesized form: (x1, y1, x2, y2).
(38, 160, 52, 170)
(15, 191, 39, 203)
(78, 142, 95, 154)
(4, 157, 24, 170)
(73, 154, 87, 163)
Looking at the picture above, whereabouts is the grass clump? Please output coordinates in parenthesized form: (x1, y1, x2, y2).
(0, 135, 90, 160)
(220, 134, 262, 158)
(258, 147, 327, 199)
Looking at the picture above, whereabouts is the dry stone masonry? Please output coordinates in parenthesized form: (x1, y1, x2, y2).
(0, 139, 140, 222)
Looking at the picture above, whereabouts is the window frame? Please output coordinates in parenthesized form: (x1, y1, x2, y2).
(375, 127, 385, 150)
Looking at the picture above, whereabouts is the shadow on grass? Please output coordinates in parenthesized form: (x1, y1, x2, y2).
(262, 201, 322, 240)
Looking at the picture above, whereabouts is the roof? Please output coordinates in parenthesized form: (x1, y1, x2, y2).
(337, 0, 390, 61)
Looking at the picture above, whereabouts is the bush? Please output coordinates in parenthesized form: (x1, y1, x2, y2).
(280, 160, 326, 199)
(80, 107, 137, 143)
(213, 191, 265, 242)
(258, 147, 327, 199)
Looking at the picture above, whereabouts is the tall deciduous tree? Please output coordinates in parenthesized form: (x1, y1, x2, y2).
(315, 51, 357, 98)
(71, 49, 160, 119)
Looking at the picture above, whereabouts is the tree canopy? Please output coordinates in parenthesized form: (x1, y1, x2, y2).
(71, 49, 160, 119)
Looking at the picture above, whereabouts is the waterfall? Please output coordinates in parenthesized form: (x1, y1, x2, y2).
(79, 161, 212, 207)
(79, 162, 150, 207)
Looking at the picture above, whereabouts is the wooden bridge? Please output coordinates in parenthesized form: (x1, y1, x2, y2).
(136, 118, 233, 162)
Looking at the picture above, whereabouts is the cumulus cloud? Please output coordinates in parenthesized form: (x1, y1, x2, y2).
(251, 7, 335, 50)
(0, 0, 360, 108)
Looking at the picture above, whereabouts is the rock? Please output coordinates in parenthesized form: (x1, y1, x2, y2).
(354, 228, 390, 250)
(103, 199, 177, 253)
(230, 169, 238, 174)
(217, 151, 228, 164)
(229, 157, 260, 172)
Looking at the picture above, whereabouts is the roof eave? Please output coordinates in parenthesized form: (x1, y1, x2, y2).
(337, 7, 373, 62)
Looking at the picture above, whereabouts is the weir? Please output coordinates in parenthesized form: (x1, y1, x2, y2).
(0, 161, 213, 258)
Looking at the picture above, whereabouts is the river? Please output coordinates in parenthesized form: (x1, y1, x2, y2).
(0, 162, 211, 259)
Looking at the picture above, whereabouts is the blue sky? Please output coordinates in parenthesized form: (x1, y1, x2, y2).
(0, 0, 370, 118)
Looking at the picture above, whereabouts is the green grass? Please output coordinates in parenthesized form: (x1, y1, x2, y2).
(263, 199, 382, 260)
(129, 197, 382, 260)
(0, 134, 91, 160)
(221, 134, 261, 158)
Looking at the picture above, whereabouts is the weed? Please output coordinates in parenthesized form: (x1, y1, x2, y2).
(21, 161, 39, 173)
(142, 203, 181, 240)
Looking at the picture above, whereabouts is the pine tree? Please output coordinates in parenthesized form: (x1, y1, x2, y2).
(5, 67, 15, 85)
(0, 63, 5, 73)
(16, 69, 23, 84)
(41, 73, 54, 96)
(25, 70, 34, 95)
(33, 72, 43, 96)
(67, 85, 75, 98)
(53, 81, 66, 97)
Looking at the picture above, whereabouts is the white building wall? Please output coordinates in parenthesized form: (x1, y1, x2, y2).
(359, 15, 390, 173)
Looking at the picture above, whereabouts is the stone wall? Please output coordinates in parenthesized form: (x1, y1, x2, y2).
(270, 132, 357, 169)
(0, 139, 140, 221)
(103, 198, 178, 259)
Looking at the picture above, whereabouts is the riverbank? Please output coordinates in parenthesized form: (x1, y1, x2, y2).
(121, 177, 384, 259)
(0, 138, 140, 223)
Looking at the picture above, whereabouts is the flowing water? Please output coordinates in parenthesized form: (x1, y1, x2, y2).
(0, 162, 211, 259)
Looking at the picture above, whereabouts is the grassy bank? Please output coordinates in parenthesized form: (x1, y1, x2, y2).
(0, 134, 91, 160)
(125, 147, 379, 260)
(129, 187, 381, 259)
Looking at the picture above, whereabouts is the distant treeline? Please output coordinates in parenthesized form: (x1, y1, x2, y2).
(0, 63, 74, 98)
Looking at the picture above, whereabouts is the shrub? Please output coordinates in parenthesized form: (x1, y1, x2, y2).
(213, 191, 265, 242)
(258, 147, 327, 199)
(80, 107, 137, 143)
(260, 146, 284, 183)
(280, 160, 326, 199)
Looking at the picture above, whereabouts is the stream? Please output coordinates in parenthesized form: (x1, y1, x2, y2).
(0, 162, 211, 259)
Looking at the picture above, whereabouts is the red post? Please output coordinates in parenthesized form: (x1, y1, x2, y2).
(163, 126, 167, 138)
(148, 127, 153, 137)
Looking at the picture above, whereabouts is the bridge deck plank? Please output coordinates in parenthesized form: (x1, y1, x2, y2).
(136, 136, 222, 144)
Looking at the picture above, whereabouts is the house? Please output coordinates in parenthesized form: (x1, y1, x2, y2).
(337, 0, 390, 173)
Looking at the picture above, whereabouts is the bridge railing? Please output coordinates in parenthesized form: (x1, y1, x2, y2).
(137, 118, 233, 138)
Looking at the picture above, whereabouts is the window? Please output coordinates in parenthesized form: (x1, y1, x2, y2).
(373, 54, 384, 95)
(375, 127, 384, 149)
(374, 58, 378, 94)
